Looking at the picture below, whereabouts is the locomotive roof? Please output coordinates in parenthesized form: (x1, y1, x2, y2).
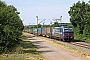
(60, 26, 73, 28)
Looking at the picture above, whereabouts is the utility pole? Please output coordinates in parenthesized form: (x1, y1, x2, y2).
(53, 16, 62, 40)
(43, 19, 45, 28)
(50, 21, 52, 39)
(36, 16, 38, 36)
(36, 16, 47, 36)
(29, 23, 31, 33)
(89, 0, 90, 3)
(32, 23, 35, 29)
(60, 16, 62, 41)
(60, 16, 62, 26)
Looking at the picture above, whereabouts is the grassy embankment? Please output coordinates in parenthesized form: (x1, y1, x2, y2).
(85, 38, 90, 42)
(0, 35, 47, 60)
(74, 34, 90, 42)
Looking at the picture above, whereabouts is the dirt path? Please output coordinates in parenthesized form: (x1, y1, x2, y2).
(25, 33, 82, 60)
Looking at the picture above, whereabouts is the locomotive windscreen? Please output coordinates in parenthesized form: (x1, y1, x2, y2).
(64, 27, 73, 32)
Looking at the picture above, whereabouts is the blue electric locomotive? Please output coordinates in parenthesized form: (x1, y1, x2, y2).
(59, 26, 74, 41)
(52, 26, 74, 41)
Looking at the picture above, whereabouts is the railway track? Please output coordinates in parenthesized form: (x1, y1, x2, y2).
(69, 42, 90, 49)
(40, 36, 90, 50)
(38, 35, 90, 50)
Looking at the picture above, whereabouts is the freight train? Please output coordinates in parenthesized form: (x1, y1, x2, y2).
(29, 26, 74, 41)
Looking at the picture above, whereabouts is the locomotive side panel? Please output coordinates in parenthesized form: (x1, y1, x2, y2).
(52, 27, 63, 39)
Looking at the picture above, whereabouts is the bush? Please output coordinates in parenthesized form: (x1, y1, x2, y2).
(0, 1, 24, 53)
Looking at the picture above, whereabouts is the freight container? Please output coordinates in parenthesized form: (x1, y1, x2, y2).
(31, 28, 34, 34)
(33, 28, 37, 35)
(29, 28, 34, 34)
(46, 27, 53, 37)
(29, 28, 32, 33)
(42, 27, 47, 36)
(38, 28, 42, 36)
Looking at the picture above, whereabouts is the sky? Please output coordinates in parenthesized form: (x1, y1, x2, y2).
(2, 0, 89, 25)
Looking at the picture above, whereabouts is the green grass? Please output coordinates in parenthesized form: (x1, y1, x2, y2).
(0, 53, 24, 60)
(0, 35, 47, 60)
(0, 58, 24, 60)
(85, 38, 90, 42)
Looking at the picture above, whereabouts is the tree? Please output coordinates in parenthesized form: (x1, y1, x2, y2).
(0, 1, 24, 53)
(37, 24, 42, 28)
(51, 22, 60, 27)
(68, 1, 90, 40)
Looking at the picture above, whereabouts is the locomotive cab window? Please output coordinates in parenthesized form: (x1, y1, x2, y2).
(55, 28, 60, 33)
(64, 28, 73, 32)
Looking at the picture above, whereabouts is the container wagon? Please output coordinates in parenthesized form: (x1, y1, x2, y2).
(46, 27, 53, 38)
(42, 27, 47, 36)
(33, 28, 37, 35)
(38, 28, 42, 36)
(52, 27, 62, 39)
(29, 28, 34, 34)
